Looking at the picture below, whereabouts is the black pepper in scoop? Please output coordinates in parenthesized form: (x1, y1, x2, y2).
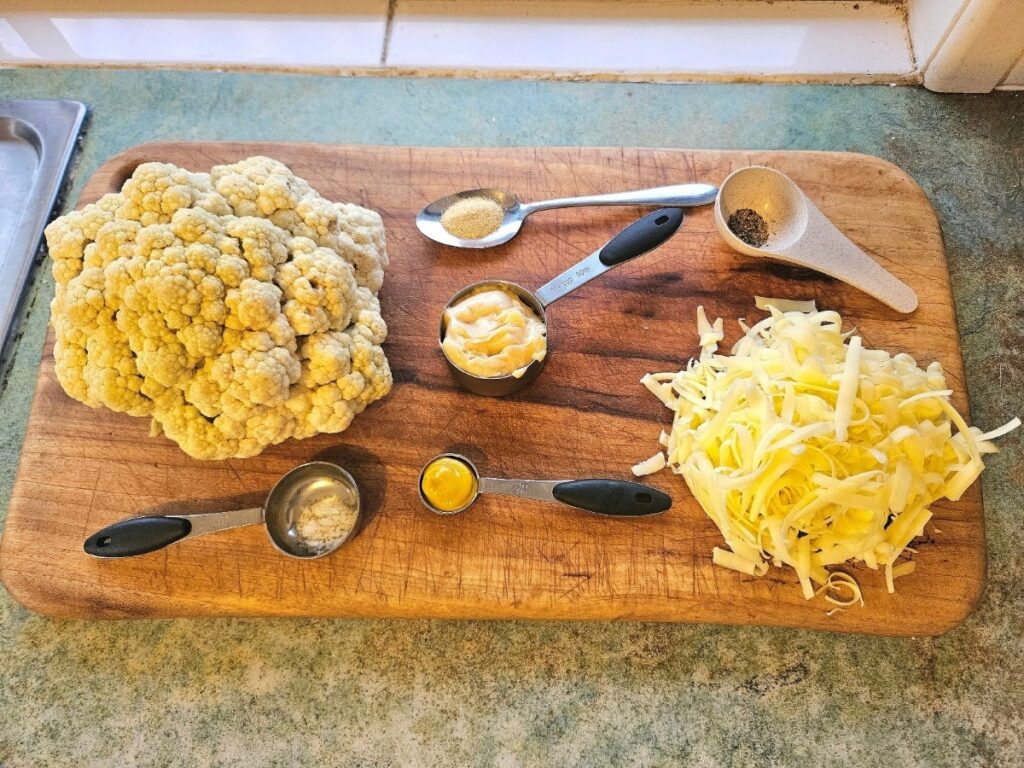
(728, 208, 769, 247)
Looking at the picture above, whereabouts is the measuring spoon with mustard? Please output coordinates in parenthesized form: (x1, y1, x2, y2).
(418, 453, 672, 518)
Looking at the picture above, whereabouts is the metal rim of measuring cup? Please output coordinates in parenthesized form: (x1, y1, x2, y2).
(417, 452, 481, 516)
(264, 460, 363, 559)
(438, 279, 549, 397)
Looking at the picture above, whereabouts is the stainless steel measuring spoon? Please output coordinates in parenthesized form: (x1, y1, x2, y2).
(83, 461, 360, 559)
(439, 207, 684, 397)
(418, 453, 672, 518)
(417, 182, 716, 248)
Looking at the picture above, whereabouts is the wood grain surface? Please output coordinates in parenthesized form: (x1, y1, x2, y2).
(0, 143, 981, 635)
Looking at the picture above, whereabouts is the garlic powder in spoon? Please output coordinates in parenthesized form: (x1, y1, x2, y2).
(295, 494, 358, 550)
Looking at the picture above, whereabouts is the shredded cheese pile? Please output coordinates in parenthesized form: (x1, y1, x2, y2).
(636, 299, 1019, 600)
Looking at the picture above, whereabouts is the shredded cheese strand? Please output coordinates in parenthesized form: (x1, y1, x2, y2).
(632, 452, 667, 477)
(834, 335, 862, 442)
(814, 571, 864, 607)
(977, 416, 1022, 442)
(755, 296, 817, 313)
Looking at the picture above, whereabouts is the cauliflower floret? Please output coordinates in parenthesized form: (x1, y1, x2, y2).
(334, 203, 389, 292)
(211, 156, 389, 292)
(84, 323, 150, 416)
(274, 239, 358, 336)
(46, 195, 120, 284)
(299, 332, 352, 388)
(224, 216, 289, 282)
(45, 156, 391, 460)
(211, 155, 310, 220)
(117, 162, 227, 226)
(348, 331, 393, 407)
(225, 278, 284, 332)
(86, 218, 142, 270)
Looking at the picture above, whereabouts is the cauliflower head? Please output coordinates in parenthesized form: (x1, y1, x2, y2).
(46, 156, 392, 460)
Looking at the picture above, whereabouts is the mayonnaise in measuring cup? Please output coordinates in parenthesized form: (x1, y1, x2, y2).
(441, 286, 547, 378)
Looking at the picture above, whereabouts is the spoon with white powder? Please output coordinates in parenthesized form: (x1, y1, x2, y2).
(84, 461, 361, 559)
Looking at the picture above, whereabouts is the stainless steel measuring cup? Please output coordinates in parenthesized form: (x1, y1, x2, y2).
(83, 461, 361, 559)
(439, 207, 684, 396)
(418, 453, 672, 517)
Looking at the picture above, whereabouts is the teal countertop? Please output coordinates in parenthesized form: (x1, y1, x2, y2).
(0, 69, 1021, 767)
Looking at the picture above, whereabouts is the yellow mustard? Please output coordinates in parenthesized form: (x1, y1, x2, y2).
(441, 286, 547, 378)
(421, 457, 478, 512)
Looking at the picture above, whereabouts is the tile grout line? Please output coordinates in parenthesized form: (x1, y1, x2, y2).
(897, 0, 920, 75)
(380, 0, 398, 67)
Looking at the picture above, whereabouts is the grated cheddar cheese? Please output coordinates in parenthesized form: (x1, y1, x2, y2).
(637, 303, 1019, 602)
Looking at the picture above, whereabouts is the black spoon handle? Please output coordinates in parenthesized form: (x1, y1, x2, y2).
(84, 516, 191, 558)
(598, 207, 685, 266)
(551, 479, 672, 517)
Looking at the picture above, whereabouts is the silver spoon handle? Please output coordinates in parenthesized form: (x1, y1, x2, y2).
(534, 208, 683, 307)
(179, 507, 264, 539)
(479, 477, 560, 503)
(521, 183, 717, 215)
(83, 506, 263, 558)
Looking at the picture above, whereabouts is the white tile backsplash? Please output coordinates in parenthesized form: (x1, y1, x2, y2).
(387, 1, 914, 76)
(0, 18, 40, 59)
(0, 2, 915, 80)
(0, 8, 388, 67)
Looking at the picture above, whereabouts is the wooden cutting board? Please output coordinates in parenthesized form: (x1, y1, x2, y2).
(0, 143, 981, 635)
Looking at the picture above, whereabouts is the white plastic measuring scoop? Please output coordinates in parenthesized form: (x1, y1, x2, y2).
(714, 166, 918, 314)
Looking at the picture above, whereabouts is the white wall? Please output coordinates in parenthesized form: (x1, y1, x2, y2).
(908, 0, 1024, 92)
(1001, 52, 1024, 87)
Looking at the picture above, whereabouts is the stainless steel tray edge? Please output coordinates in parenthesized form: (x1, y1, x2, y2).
(0, 98, 88, 362)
